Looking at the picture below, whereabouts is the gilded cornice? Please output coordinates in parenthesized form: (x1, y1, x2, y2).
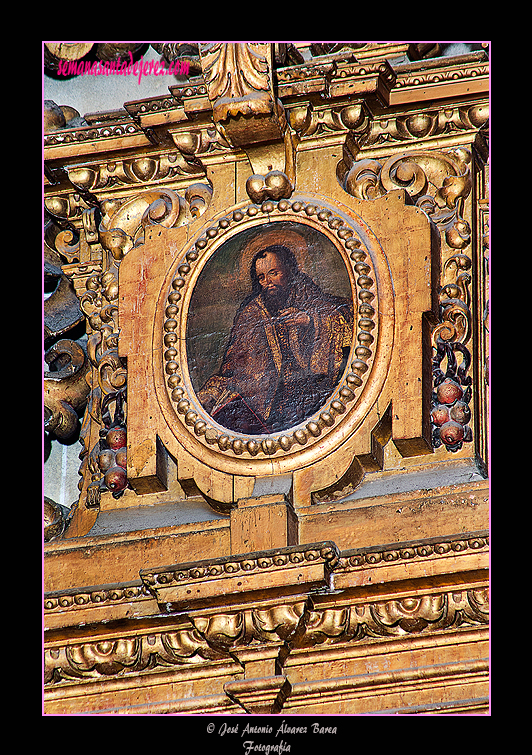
(43, 44, 490, 714)
(45, 582, 488, 692)
(44, 532, 488, 624)
(337, 531, 488, 569)
(390, 51, 489, 105)
(43, 57, 488, 255)
(44, 579, 149, 615)
(43, 47, 488, 246)
(44, 47, 489, 165)
(43, 112, 151, 162)
(44, 533, 488, 714)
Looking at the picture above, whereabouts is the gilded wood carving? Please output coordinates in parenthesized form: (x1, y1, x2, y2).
(117, 181, 436, 509)
(43, 41, 488, 535)
(43, 42, 490, 716)
(45, 587, 488, 684)
(44, 532, 489, 715)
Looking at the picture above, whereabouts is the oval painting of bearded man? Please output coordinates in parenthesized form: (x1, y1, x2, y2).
(186, 221, 354, 435)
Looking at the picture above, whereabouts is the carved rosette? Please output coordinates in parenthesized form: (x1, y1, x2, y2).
(161, 196, 383, 463)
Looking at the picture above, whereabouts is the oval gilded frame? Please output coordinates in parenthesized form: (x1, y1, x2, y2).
(157, 195, 395, 475)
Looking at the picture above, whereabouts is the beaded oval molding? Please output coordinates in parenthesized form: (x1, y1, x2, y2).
(162, 197, 379, 460)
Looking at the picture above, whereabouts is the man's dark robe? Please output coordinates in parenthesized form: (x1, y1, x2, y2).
(197, 271, 353, 434)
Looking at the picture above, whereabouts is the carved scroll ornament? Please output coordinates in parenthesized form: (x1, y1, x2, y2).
(44, 497, 68, 542)
(97, 183, 213, 261)
(71, 183, 214, 509)
(339, 146, 475, 454)
(339, 147, 472, 249)
(44, 241, 90, 442)
(44, 339, 90, 441)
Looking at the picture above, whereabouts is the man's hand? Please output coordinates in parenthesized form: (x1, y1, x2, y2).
(278, 307, 311, 328)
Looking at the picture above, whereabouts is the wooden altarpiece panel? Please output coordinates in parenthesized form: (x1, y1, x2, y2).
(118, 172, 437, 514)
(44, 42, 489, 717)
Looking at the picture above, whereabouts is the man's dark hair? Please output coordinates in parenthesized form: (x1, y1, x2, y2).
(249, 244, 299, 296)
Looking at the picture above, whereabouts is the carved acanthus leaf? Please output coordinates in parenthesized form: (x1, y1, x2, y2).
(199, 43, 273, 121)
(298, 589, 489, 647)
(338, 144, 475, 457)
(44, 248, 84, 342)
(45, 626, 219, 684)
(44, 340, 91, 441)
(66, 153, 204, 197)
(191, 602, 306, 652)
(44, 497, 68, 542)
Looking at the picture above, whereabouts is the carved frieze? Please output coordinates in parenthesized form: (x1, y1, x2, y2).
(44, 531, 488, 618)
(293, 588, 489, 648)
(391, 52, 489, 101)
(45, 584, 488, 685)
(44, 528, 488, 713)
(46, 585, 487, 688)
(43, 115, 148, 158)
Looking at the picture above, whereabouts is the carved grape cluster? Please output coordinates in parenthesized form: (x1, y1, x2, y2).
(431, 340, 472, 452)
(87, 390, 128, 504)
(96, 425, 128, 495)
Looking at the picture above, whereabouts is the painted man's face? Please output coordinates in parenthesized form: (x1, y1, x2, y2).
(255, 252, 291, 296)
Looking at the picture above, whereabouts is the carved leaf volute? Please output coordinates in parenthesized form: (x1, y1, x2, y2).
(200, 43, 273, 121)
